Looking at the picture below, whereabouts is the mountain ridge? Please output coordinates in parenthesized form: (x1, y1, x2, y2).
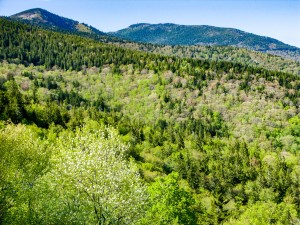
(110, 23, 300, 60)
(8, 8, 300, 61)
(11, 8, 106, 36)
(111, 22, 298, 50)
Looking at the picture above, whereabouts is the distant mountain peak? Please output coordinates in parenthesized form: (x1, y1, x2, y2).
(12, 8, 59, 20)
(21, 8, 47, 13)
(12, 8, 47, 21)
(10, 8, 105, 36)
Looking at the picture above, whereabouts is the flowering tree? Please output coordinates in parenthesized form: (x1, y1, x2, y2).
(33, 125, 148, 224)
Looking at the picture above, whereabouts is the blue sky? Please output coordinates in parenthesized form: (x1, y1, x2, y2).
(0, 0, 299, 47)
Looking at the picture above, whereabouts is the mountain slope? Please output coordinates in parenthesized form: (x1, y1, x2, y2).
(111, 23, 300, 60)
(10, 8, 105, 36)
(1, 17, 300, 224)
(114, 43, 300, 75)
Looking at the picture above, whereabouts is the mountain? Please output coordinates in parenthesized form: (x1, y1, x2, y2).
(9, 9, 300, 62)
(10, 8, 106, 36)
(111, 23, 300, 60)
(111, 23, 296, 51)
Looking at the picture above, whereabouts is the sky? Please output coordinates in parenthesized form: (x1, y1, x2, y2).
(0, 0, 299, 47)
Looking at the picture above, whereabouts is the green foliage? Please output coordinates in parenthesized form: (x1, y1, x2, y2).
(0, 124, 51, 224)
(0, 123, 148, 225)
(141, 172, 196, 225)
(224, 202, 299, 225)
(0, 79, 26, 123)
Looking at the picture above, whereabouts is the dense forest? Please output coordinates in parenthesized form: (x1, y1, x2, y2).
(110, 42, 300, 75)
(0, 18, 300, 224)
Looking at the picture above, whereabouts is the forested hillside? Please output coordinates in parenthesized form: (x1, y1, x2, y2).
(8, 8, 300, 73)
(111, 23, 300, 61)
(111, 23, 293, 50)
(111, 42, 300, 75)
(0, 18, 300, 224)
